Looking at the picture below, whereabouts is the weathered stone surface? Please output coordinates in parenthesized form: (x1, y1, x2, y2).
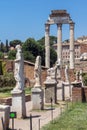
(11, 91, 26, 118)
(31, 87, 44, 110)
(70, 23, 75, 69)
(0, 105, 10, 130)
(57, 80, 63, 101)
(44, 82, 57, 103)
(34, 56, 42, 87)
(72, 87, 82, 102)
(13, 44, 25, 91)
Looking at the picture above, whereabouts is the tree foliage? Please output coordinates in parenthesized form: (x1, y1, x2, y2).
(22, 37, 57, 66)
(8, 50, 16, 60)
(37, 36, 57, 46)
(9, 40, 22, 47)
(0, 36, 57, 67)
(50, 47, 57, 66)
(0, 52, 4, 59)
(22, 38, 46, 65)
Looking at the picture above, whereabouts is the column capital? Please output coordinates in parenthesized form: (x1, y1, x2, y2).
(70, 22, 75, 30)
(45, 23, 50, 32)
(57, 23, 62, 28)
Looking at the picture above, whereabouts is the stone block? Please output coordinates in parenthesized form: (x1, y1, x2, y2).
(31, 87, 44, 110)
(0, 105, 10, 130)
(72, 87, 82, 102)
(44, 83, 57, 103)
(11, 90, 26, 118)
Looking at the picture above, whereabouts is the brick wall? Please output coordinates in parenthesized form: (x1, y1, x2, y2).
(72, 87, 87, 102)
(4, 60, 47, 87)
(5, 60, 87, 87)
(72, 87, 83, 102)
(61, 69, 75, 82)
(80, 44, 87, 54)
(24, 61, 47, 87)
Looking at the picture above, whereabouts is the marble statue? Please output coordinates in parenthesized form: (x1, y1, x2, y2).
(46, 61, 60, 82)
(34, 56, 41, 87)
(13, 45, 24, 91)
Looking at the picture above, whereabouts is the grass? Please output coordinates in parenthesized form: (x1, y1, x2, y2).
(41, 102, 87, 130)
(0, 87, 31, 98)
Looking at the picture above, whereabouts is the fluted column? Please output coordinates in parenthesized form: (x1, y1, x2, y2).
(45, 23, 50, 68)
(70, 22, 75, 69)
(57, 24, 62, 66)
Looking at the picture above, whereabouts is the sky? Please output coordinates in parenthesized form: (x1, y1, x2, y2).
(0, 0, 87, 43)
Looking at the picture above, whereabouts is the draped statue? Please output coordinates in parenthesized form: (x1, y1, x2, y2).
(13, 45, 24, 91)
(34, 56, 42, 87)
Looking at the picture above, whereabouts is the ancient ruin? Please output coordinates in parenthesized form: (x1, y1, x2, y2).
(11, 45, 26, 118)
(45, 10, 75, 69)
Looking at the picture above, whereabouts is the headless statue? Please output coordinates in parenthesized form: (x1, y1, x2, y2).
(34, 56, 42, 87)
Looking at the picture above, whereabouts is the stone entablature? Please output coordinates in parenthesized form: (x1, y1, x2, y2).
(47, 10, 71, 25)
(50, 10, 70, 17)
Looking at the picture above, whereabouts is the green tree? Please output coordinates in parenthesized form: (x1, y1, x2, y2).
(23, 51, 35, 62)
(8, 50, 16, 60)
(1, 42, 4, 52)
(22, 38, 45, 65)
(5, 39, 9, 52)
(9, 40, 22, 47)
(0, 52, 4, 59)
(50, 47, 57, 66)
(23, 37, 57, 66)
(37, 36, 57, 46)
(22, 38, 39, 56)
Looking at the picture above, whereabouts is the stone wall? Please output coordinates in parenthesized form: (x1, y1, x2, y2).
(61, 69, 75, 82)
(4, 60, 47, 87)
(72, 87, 83, 102)
(72, 87, 87, 102)
(0, 94, 31, 106)
(24, 61, 47, 87)
(5, 60, 87, 86)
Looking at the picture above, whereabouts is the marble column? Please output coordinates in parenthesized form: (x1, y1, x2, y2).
(70, 22, 75, 69)
(57, 24, 62, 66)
(45, 23, 50, 68)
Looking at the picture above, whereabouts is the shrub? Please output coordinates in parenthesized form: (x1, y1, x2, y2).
(83, 73, 87, 86)
(0, 73, 16, 88)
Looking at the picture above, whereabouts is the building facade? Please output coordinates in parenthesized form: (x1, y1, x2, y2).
(53, 38, 87, 63)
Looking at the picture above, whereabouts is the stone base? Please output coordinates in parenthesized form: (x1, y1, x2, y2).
(0, 105, 10, 130)
(72, 87, 82, 102)
(31, 87, 44, 110)
(11, 90, 26, 118)
(62, 82, 72, 100)
(44, 83, 57, 103)
(57, 80, 63, 101)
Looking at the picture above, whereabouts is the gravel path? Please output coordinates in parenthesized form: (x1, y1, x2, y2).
(9, 101, 66, 130)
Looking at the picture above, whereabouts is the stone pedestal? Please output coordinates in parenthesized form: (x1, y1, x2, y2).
(72, 81, 82, 102)
(31, 87, 44, 110)
(72, 87, 82, 102)
(62, 82, 71, 101)
(44, 80, 57, 103)
(0, 105, 10, 130)
(57, 80, 63, 101)
(11, 90, 26, 118)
